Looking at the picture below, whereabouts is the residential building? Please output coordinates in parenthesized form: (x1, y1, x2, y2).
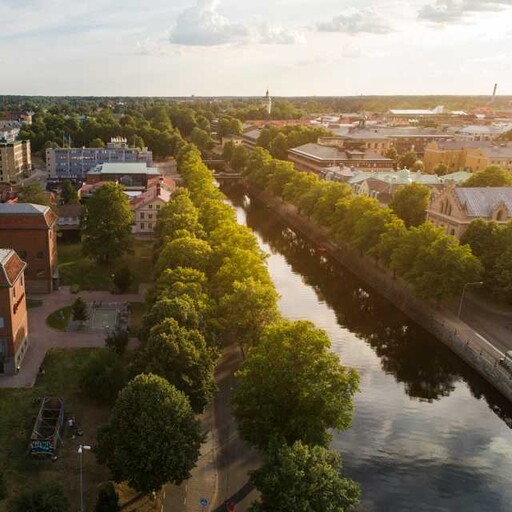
(0, 248, 29, 374)
(46, 137, 153, 178)
(56, 204, 84, 243)
(0, 140, 31, 183)
(5, 111, 33, 125)
(0, 204, 58, 293)
(288, 141, 394, 174)
(455, 124, 512, 141)
(426, 186, 512, 238)
(130, 178, 176, 235)
(316, 133, 392, 155)
(423, 140, 491, 173)
(465, 145, 512, 172)
(86, 162, 162, 191)
(241, 129, 261, 150)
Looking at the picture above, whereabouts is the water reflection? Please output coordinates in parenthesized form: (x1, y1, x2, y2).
(222, 183, 512, 512)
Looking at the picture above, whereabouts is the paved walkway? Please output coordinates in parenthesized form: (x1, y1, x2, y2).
(0, 286, 144, 389)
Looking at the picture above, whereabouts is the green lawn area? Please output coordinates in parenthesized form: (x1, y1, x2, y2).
(58, 240, 155, 292)
(46, 306, 72, 331)
(0, 349, 111, 511)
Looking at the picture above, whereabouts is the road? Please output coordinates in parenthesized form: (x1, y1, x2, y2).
(459, 292, 512, 356)
(164, 343, 260, 512)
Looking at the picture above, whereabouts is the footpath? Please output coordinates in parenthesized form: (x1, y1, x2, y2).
(248, 186, 512, 403)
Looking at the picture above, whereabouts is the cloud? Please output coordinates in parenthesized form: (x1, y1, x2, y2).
(418, 0, 512, 24)
(317, 8, 393, 35)
(168, 0, 305, 46)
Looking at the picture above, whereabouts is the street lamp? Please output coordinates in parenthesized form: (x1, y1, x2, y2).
(78, 445, 91, 512)
(457, 281, 484, 318)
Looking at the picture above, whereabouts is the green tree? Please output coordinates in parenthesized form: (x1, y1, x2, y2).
(17, 182, 52, 206)
(433, 163, 449, 176)
(61, 180, 79, 204)
(190, 127, 214, 152)
(105, 328, 130, 355)
(137, 319, 217, 412)
(230, 145, 248, 172)
(112, 266, 133, 293)
(218, 278, 280, 347)
(80, 348, 127, 403)
(72, 297, 89, 324)
(81, 183, 133, 263)
(488, 246, 512, 302)
(222, 140, 235, 161)
(463, 165, 512, 187)
(269, 132, 289, 160)
(399, 151, 418, 170)
(12, 482, 71, 512)
(96, 374, 204, 494)
(233, 320, 359, 450)
(132, 135, 145, 149)
(384, 146, 399, 165)
(95, 482, 120, 512)
(89, 137, 105, 148)
(249, 442, 360, 512)
(0, 468, 6, 500)
(156, 235, 212, 275)
(389, 182, 431, 227)
(352, 207, 396, 254)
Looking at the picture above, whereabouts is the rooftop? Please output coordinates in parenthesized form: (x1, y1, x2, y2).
(0, 203, 57, 229)
(290, 143, 393, 163)
(0, 248, 26, 288)
(455, 187, 512, 217)
(0, 203, 49, 215)
(88, 162, 161, 176)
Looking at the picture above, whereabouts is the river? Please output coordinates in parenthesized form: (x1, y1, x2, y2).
(222, 184, 512, 512)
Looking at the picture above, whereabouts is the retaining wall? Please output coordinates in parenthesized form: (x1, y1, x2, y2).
(248, 186, 512, 403)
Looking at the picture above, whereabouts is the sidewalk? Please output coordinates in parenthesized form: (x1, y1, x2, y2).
(0, 286, 143, 389)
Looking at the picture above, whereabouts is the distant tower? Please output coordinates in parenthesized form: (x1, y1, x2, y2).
(492, 83, 498, 103)
(265, 89, 272, 115)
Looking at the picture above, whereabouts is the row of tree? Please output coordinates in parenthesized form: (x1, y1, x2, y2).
(243, 148, 483, 302)
(172, 144, 361, 511)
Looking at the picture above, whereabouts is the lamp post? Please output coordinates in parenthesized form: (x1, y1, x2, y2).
(78, 444, 91, 512)
(457, 281, 484, 318)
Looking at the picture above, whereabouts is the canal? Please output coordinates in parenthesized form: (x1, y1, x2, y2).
(223, 184, 512, 512)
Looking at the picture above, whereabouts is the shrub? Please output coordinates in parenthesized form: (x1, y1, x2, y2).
(105, 328, 130, 355)
(71, 283, 80, 294)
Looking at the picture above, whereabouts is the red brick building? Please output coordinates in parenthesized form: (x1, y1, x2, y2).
(0, 249, 29, 374)
(0, 204, 58, 293)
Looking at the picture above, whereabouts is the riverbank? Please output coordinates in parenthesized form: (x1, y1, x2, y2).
(247, 185, 512, 403)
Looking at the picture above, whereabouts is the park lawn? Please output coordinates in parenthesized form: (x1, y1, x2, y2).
(0, 348, 111, 512)
(46, 306, 72, 330)
(58, 239, 155, 292)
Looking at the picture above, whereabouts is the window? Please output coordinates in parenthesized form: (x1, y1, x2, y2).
(149, 214, 153, 220)
(36, 251, 44, 259)
(156, 204, 161, 209)
(0, 317, 4, 329)
(148, 222, 153, 229)
(140, 222, 145, 230)
(149, 204, 153, 209)
(140, 212, 145, 220)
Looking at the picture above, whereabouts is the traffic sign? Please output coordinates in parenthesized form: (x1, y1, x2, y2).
(200, 498, 208, 507)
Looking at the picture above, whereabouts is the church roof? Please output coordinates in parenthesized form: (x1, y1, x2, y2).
(455, 187, 512, 217)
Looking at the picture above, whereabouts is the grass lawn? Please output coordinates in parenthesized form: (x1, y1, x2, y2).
(46, 306, 72, 331)
(128, 302, 146, 335)
(58, 239, 155, 292)
(0, 348, 111, 511)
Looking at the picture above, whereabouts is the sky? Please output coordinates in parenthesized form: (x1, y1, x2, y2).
(1, 0, 512, 97)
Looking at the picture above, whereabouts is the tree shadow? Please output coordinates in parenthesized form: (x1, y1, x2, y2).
(213, 480, 255, 512)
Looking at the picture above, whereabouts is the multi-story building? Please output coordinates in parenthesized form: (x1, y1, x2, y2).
(46, 137, 153, 178)
(288, 141, 394, 174)
(0, 140, 31, 183)
(426, 186, 512, 238)
(0, 204, 58, 293)
(86, 162, 162, 191)
(423, 140, 490, 173)
(130, 178, 176, 235)
(0, 248, 29, 374)
(465, 145, 512, 172)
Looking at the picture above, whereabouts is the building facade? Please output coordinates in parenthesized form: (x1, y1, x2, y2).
(426, 186, 512, 238)
(0, 140, 32, 183)
(0, 204, 58, 293)
(86, 162, 162, 191)
(46, 138, 153, 178)
(0, 249, 29, 374)
(465, 145, 512, 172)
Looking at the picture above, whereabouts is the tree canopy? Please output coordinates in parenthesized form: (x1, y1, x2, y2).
(96, 374, 204, 494)
(389, 182, 431, 228)
(463, 165, 512, 187)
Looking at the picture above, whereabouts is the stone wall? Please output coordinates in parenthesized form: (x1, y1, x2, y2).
(248, 186, 512, 403)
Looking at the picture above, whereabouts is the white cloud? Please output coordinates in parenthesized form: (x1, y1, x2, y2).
(168, 0, 305, 46)
(317, 8, 393, 35)
(418, 0, 512, 24)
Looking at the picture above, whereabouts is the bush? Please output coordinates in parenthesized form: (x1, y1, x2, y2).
(0, 468, 7, 500)
(113, 266, 133, 293)
(95, 482, 120, 512)
(10, 482, 70, 512)
(105, 328, 130, 355)
(80, 349, 127, 403)
(71, 283, 80, 294)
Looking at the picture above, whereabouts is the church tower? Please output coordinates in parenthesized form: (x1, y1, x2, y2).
(265, 89, 272, 115)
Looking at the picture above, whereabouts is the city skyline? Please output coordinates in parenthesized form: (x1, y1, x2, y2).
(1, 0, 512, 97)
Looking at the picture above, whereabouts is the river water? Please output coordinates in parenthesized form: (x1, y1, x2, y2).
(223, 185, 512, 512)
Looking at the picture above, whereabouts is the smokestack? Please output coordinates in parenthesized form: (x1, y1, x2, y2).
(492, 83, 498, 102)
